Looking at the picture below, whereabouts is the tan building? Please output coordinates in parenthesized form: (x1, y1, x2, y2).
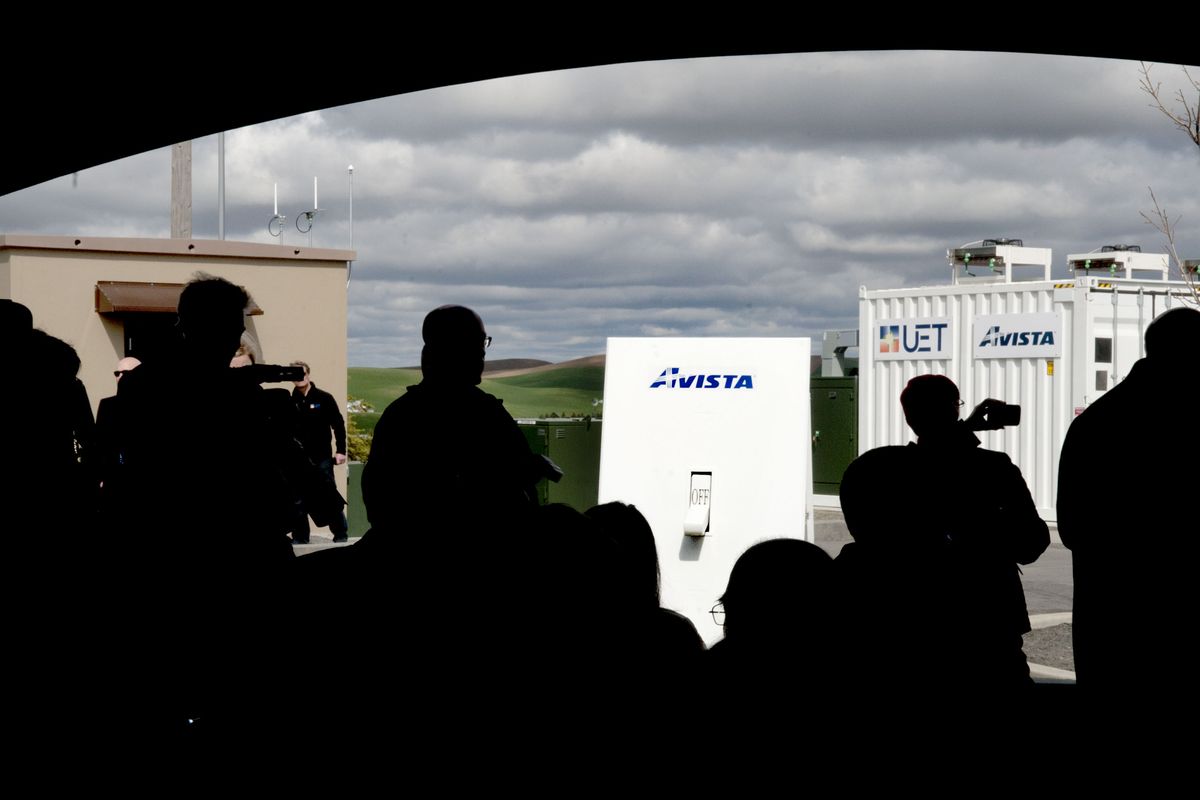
(0, 234, 354, 510)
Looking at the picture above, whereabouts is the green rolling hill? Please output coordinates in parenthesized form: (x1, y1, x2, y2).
(349, 361, 605, 434)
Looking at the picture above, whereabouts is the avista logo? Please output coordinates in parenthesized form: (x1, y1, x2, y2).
(649, 368, 754, 389)
(978, 326, 1056, 348)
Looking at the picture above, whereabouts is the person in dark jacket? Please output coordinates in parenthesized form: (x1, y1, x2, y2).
(838, 374, 1049, 691)
(289, 360, 348, 543)
(111, 274, 297, 737)
(91, 356, 140, 516)
(585, 501, 705, 678)
(360, 305, 544, 540)
(1058, 307, 1200, 689)
(291, 306, 545, 736)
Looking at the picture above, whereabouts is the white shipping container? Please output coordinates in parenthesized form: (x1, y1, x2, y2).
(858, 274, 1192, 520)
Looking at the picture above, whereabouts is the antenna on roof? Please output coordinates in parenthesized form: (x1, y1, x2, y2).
(268, 182, 288, 241)
(296, 176, 320, 246)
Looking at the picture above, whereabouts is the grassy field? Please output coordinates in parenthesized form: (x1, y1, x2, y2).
(349, 364, 605, 433)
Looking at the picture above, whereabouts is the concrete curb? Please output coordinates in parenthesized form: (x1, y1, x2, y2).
(1029, 662, 1077, 681)
(292, 538, 356, 555)
(1029, 612, 1072, 629)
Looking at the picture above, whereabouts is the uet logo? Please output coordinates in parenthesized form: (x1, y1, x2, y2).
(978, 326, 1056, 348)
(879, 325, 900, 353)
(878, 322, 948, 354)
(649, 367, 754, 389)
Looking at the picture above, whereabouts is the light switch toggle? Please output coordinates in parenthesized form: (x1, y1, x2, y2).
(684, 471, 712, 537)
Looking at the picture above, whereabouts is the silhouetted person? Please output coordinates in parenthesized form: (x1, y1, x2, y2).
(521, 504, 619, 664)
(585, 502, 704, 675)
(839, 374, 1049, 691)
(291, 306, 544, 738)
(3, 302, 99, 743)
(111, 275, 296, 737)
(708, 538, 835, 686)
(25, 328, 96, 521)
(91, 356, 139, 515)
(1058, 307, 1200, 689)
(0, 302, 35, 489)
(361, 305, 543, 542)
(5, 324, 97, 549)
(0, 301, 34, 510)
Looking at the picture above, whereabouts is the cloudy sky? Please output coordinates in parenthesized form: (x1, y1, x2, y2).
(2, 51, 1196, 366)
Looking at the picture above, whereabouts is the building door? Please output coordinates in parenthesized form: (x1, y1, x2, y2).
(122, 313, 181, 365)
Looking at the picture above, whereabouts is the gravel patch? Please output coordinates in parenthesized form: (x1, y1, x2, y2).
(1023, 623, 1074, 672)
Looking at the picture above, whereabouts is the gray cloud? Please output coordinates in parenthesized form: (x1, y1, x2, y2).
(4, 51, 1198, 368)
(324, 52, 1192, 150)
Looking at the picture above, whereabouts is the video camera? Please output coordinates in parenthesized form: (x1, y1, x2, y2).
(964, 400, 1021, 431)
(235, 364, 307, 384)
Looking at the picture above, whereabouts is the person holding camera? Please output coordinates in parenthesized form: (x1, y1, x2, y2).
(837, 374, 1049, 690)
(111, 275, 297, 735)
(289, 360, 349, 544)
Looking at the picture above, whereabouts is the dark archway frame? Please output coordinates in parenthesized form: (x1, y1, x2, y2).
(3, 19, 1193, 199)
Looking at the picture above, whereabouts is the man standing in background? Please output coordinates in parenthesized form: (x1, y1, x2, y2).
(290, 360, 348, 544)
(93, 356, 140, 484)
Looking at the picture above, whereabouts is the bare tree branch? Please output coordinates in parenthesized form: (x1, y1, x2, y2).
(1141, 187, 1199, 307)
(1139, 62, 1200, 150)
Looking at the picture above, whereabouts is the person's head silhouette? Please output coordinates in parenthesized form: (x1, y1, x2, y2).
(718, 538, 832, 641)
(176, 275, 249, 369)
(585, 501, 661, 609)
(1, 299, 33, 352)
(1144, 307, 1200, 364)
(420, 305, 489, 385)
(900, 374, 961, 440)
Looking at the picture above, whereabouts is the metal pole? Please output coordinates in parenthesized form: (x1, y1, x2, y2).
(347, 165, 354, 288)
(1111, 286, 1119, 385)
(1137, 287, 1145, 360)
(171, 141, 192, 239)
(217, 132, 225, 240)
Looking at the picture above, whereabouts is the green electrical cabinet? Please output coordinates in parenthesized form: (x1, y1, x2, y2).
(519, 418, 603, 511)
(811, 377, 857, 495)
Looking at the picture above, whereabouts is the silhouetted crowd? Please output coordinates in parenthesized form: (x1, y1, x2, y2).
(4, 284, 1198, 758)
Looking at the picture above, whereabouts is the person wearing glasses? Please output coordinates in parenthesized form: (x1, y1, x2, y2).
(361, 305, 544, 541)
(707, 538, 835, 685)
(838, 374, 1049, 691)
(305, 305, 550, 731)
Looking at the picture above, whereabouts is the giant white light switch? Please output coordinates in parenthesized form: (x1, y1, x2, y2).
(598, 337, 812, 644)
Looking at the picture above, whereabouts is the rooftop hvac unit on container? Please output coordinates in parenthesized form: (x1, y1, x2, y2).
(859, 239, 1190, 521)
